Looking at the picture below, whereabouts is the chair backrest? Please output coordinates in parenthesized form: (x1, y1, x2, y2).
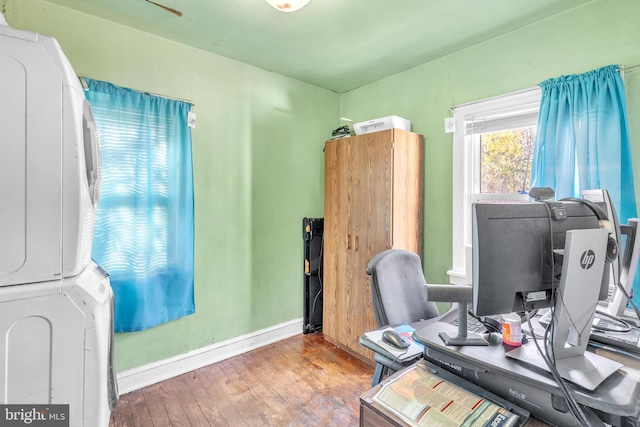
(366, 249, 440, 327)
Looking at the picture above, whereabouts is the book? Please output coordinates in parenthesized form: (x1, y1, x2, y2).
(372, 364, 520, 427)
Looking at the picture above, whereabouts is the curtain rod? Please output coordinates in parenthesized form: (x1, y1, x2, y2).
(79, 77, 194, 107)
(144, 89, 196, 107)
(620, 64, 640, 72)
(143, 89, 194, 107)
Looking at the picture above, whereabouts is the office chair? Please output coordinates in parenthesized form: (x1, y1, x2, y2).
(361, 249, 441, 386)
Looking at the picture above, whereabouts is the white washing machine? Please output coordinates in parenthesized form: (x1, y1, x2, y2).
(0, 264, 117, 426)
(0, 14, 117, 427)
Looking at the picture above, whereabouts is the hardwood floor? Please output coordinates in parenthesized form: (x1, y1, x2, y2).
(109, 332, 549, 427)
(109, 333, 373, 426)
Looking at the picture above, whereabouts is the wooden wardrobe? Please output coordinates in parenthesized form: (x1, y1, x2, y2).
(323, 128, 424, 362)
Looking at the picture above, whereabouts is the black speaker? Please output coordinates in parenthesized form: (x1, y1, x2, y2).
(303, 217, 323, 334)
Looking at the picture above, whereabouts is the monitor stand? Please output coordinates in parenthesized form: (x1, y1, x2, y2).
(506, 228, 622, 391)
(422, 284, 488, 346)
(439, 303, 488, 346)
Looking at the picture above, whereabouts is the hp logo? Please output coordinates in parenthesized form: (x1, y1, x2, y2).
(580, 250, 596, 269)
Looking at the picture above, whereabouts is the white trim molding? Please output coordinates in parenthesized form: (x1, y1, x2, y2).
(116, 318, 304, 394)
(448, 87, 541, 285)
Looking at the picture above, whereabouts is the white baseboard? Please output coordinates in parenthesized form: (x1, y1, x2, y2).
(116, 317, 304, 394)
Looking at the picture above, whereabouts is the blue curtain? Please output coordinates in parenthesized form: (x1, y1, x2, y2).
(85, 78, 195, 332)
(531, 65, 638, 303)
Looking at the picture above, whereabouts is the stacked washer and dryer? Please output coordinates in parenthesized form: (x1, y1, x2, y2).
(0, 14, 117, 426)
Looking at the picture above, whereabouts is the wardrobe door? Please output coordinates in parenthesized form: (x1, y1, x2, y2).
(346, 133, 393, 356)
(323, 138, 350, 345)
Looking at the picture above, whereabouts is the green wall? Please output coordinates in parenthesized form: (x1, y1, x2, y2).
(5, 0, 640, 373)
(341, 0, 640, 286)
(5, 0, 339, 371)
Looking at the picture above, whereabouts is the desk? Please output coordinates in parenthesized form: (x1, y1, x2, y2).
(413, 322, 640, 426)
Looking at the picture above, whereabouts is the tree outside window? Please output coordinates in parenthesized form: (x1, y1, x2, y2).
(480, 127, 537, 194)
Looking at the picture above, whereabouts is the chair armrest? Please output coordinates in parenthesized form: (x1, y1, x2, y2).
(422, 284, 473, 305)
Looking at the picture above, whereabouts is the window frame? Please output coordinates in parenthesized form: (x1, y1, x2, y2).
(448, 87, 542, 285)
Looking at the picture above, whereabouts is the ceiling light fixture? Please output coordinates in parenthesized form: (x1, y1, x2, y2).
(264, 0, 311, 12)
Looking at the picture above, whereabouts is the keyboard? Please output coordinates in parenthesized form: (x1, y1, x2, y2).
(591, 328, 640, 353)
(538, 309, 640, 355)
(450, 313, 503, 333)
(590, 317, 640, 355)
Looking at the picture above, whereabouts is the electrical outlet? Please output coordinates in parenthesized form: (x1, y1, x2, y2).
(444, 117, 455, 133)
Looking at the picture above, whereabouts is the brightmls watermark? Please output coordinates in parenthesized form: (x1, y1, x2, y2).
(0, 405, 69, 426)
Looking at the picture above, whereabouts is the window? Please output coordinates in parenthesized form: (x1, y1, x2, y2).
(448, 87, 541, 285)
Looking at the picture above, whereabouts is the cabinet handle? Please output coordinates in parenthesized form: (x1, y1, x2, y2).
(347, 234, 352, 250)
(354, 235, 359, 251)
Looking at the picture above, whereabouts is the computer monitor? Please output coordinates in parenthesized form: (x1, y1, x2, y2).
(472, 200, 610, 316)
(472, 199, 622, 390)
(582, 189, 640, 318)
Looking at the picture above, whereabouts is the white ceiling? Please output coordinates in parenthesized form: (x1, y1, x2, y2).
(42, 0, 591, 93)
